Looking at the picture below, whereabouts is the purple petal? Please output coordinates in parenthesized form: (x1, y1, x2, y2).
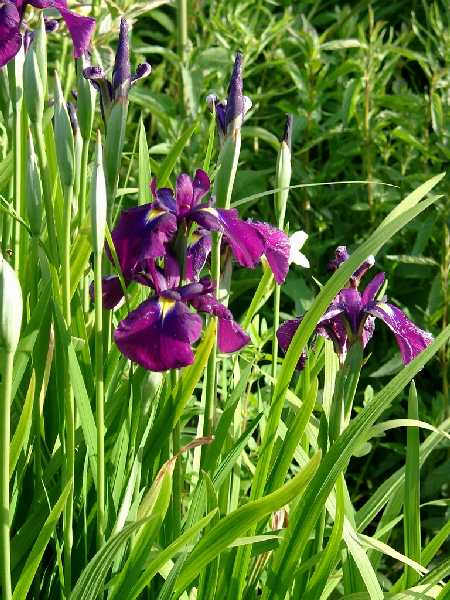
(316, 315, 349, 362)
(90, 275, 125, 310)
(250, 222, 290, 284)
(327, 246, 350, 272)
(131, 62, 151, 84)
(114, 297, 202, 371)
(217, 318, 250, 353)
(163, 254, 181, 289)
(276, 318, 307, 371)
(186, 232, 211, 280)
(361, 272, 385, 306)
(0, 1, 21, 68)
(366, 302, 433, 364)
(111, 204, 177, 278)
(352, 255, 375, 286)
(189, 292, 250, 353)
(338, 288, 363, 334)
(150, 178, 177, 212)
(112, 17, 130, 99)
(361, 315, 376, 348)
(192, 169, 210, 207)
(215, 102, 227, 135)
(54, 4, 95, 58)
(176, 173, 194, 216)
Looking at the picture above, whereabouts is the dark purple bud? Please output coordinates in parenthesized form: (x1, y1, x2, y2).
(282, 114, 293, 149)
(131, 62, 151, 84)
(112, 18, 131, 101)
(44, 18, 59, 33)
(327, 245, 350, 272)
(225, 51, 243, 132)
(83, 65, 113, 121)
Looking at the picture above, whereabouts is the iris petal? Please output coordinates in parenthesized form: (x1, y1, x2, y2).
(249, 222, 290, 284)
(276, 318, 307, 370)
(114, 297, 202, 371)
(0, 1, 21, 68)
(367, 302, 433, 364)
(176, 173, 194, 216)
(361, 272, 385, 306)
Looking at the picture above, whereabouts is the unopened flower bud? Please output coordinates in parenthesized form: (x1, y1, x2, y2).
(26, 132, 43, 237)
(23, 43, 44, 124)
(54, 72, 75, 187)
(275, 114, 293, 228)
(0, 254, 23, 353)
(90, 131, 107, 254)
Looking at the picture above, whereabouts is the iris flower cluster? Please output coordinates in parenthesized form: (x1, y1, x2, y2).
(0, 0, 95, 67)
(277, 245, 433, 369)
(101, 170, 291, 371)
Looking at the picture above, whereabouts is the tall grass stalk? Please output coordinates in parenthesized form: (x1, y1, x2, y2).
(0, 350, 13, 600)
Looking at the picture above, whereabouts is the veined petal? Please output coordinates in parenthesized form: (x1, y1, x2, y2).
(111, 204, 177, 278)
(0, 1, 21, 68)
(192, 169, 210, 206)
(186, 232, 211, 280)
(338, 288, 363, 334)
(176, 173, 194, 216)
(114, 297, 202, 371)
(276, 318, 307, 371)
(361, 272, 385, 306)
(367, 302, 433, 364)
(316, 316, 349, 362)
(150, 178, 177, 212)
(250, 221, 290, 284)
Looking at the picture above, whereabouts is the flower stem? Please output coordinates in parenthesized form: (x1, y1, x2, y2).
(94, 249, 105, 548)
(0, 350, 13, 600)
(32, 123, 59, 263)
(62, 185, 74, 594)
(80, 138, 90, 312)
(7, 60, 22, 274)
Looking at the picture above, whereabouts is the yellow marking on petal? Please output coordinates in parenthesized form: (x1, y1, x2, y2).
(377, 302, 394, 316)
(159, 298, 176, 319)
(146, 208, 166, 223)
(199, 207, 218, 216)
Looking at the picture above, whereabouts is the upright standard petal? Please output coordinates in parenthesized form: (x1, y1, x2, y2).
(90, 275, 125, 310)
(0, 1, 21, 68)
(114, 296, 202, 371)
(361, 272, 385, 306)
(366, 302, 433, 364)
(56, 6, 95, 58)
(192, 169, 210, 206)
(176, 173, 194, 216)
(186, 232, 211, 280)
(250, 221, 290, 284)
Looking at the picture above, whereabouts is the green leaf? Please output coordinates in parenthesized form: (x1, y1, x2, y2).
(138, 118, 151, 205)
(13, 482, 72, 600)
(158, 122, 197, 187)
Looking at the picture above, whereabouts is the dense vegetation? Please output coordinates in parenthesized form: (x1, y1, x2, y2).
(0, 1, 448, 598)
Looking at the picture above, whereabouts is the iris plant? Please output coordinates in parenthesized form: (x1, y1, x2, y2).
(0, 0, 95, 67)
(277, 245, 433, 369)
(83, 18, 151, 122)
(99, 169, 290, 371)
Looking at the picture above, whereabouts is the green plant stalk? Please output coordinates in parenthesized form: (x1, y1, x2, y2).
(94, 249, 105, 548)
(8, 63, 21, 274)
(203, 233, 220, 441)
(177, 0, 188, 64)
(172, 421, 182, 539)
(31, 123, 59, 263)
(80, 138, 90, 311)
(0, 350, 14, 600)
(62, 184, 74, 593)
(404, 381, 421, 587)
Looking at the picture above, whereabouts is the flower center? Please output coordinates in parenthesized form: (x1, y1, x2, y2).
(158, 297, 176, 319)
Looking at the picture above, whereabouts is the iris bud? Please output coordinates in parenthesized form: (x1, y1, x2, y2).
(23, 44, 44, 124)
(275, 114, 292, 228)
(90, 131, 107, 255)
(54, 72, 75, 187)
(26, 132, 43, 237)
(76, 55, 95, 141)
(0, 254, 23, 353)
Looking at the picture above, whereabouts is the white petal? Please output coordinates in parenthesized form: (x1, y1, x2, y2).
(292, 252, 310, 268)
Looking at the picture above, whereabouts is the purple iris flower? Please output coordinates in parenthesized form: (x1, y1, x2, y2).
(113, 258, 250, 372)
(83, 18, 151, 121)
(277, 246, 433, 369)
(109, 169, 290, 287)
(206, 52, 252, 141)
(0, 0, 95, 68)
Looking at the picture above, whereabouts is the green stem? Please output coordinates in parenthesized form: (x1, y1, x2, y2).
(203, 232, 220, 441)
(172, 421, 182, 539)
(8, 60, 21, 274)
(32, 123, 59, 263)
(94, 250, 105, 548)
(62, 185, 74, 594)
(80, 138, 90, 312)
(0, 350, 13, 600)
(177, 0, 188, 64)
